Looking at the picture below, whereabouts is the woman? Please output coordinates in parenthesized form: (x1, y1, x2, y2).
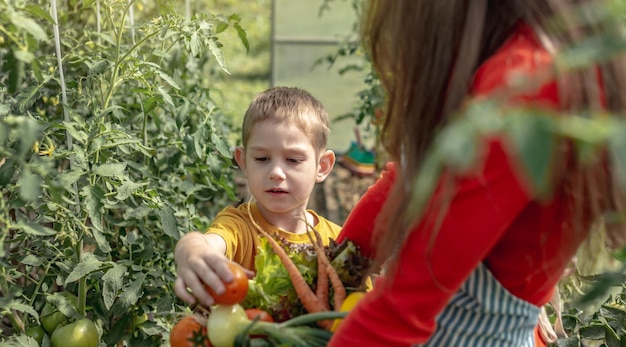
(329, 1, 626, 346)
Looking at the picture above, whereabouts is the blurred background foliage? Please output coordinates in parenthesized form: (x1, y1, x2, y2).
(0, 0, 625, 346)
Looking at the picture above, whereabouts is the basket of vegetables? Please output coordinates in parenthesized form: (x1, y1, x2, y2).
(171, 224, 372, 347)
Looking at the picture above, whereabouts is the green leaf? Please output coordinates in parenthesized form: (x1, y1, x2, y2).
(208, 39, 230, 74)
(158, 71, 181, 90)
(83, 184, 104, 215)
(47, 292, 80, 320)
(579, 323, 607, 340)
(10, 13, 47, 41)
(407, 152, 443, 221)
(116, 180, 147, 201)
(18, 168, 41, 202)
(0, 104, 9, 116)
(17, 85, 41, 113)
(557, 34, 626, 71)
(600, 304, 626, 323)
(158, 206, 178, 239)
(0, 334, 40, 347)
(5, 300, 39, 320)
(15, 221, 56, 236)
(14, 50, 35, 63)
(22, 255, 42, 266)
(102, 264, 128, 310)
(190, 32, 201, 57)
(65, 252, 104, 285)
(557, 336, 580, 347)
(93, 162, 127, 178)
(62, 122, 88, 144)
(23, 4, 55, 24)
(233, 22, 250, 53)
(105, 315, 131, 346)
(577, 272, 626, 305)
(215, 21, 228, 34)
(157, 86, 174, 106)
(193, 129, 204, 159)
(2, 51, 23, 94)
(505, 112, 555, 197)
(436, 118, 479, 171)
(604, 323, 621, 347)
(119, 273, 146, 308)
(211, 132, 231, 158)
(82, 185, 111, 252)
(58, 170, 85, 188)
(88, 60, 108, 76)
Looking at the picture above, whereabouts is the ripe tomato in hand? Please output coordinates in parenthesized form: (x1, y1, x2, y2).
(170, 316, 211, 347)
(203, 262, 249, 305)
(245, 308, 274, 323)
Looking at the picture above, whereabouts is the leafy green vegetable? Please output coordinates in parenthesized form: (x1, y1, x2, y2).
(242, 237, 372, 322)
(328, 239, 373, 291)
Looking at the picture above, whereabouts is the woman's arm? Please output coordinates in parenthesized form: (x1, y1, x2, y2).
(336, 162, 397, 258)
(328, 139, 532, 347)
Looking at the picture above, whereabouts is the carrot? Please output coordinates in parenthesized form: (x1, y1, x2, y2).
(245, 202, 329, 319)
(315, 250, 330, 311)
(304, 219, 347, 312)
(303, 217, 330, 310)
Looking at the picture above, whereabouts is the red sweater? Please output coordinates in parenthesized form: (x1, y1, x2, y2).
(329, 24, 588, 347)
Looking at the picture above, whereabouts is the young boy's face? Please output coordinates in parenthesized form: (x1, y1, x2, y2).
(234, 119, 334, 218)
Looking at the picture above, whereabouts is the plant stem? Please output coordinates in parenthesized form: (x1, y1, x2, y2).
(75, 238, 86, 316)
(103, 3, 128, 110)
(1, 268, 25, 333)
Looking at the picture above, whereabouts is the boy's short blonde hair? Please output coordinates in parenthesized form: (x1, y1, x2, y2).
(241, 87, 330, 153)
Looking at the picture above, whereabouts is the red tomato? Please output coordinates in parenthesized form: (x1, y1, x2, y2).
(203, 262, 249, 305)
(245, 308, 274, 323)
(170, 316, 211, 347)
(245, 308, 274, 338)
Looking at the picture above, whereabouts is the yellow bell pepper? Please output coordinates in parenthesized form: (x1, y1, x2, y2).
(330, 291, 366, 332)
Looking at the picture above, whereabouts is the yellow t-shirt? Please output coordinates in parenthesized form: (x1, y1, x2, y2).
(206, 202, 341, 271)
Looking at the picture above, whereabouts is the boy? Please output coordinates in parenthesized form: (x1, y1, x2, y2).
(174, 87, 339, 308)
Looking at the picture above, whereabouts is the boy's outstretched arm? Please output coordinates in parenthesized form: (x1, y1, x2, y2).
(174, 232, 252, 307)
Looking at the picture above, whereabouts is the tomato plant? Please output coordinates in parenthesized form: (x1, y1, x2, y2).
(170, 316, 212, 347)
(203, 262, 249, 305)
(50, 318, 99, 347)
(0, 0, 251, 345)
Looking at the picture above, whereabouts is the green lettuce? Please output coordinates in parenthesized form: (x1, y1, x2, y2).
(241, 237, 372, 322)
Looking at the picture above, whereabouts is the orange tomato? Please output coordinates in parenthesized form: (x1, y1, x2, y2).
(170, 316, 211, 347)
(203, 262, 249, 306)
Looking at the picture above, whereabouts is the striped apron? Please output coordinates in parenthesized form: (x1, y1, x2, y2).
(417, 263, 540, 347)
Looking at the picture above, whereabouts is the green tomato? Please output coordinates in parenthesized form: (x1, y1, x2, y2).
(41, 303, 67, 334)
(41, 293, 78, 334)
(25, 326, 46, 344)
(132, 313, 149, 327)
(50, 318, 99, 347)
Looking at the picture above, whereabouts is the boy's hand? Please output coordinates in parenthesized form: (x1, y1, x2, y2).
(173, 232, 254, 307)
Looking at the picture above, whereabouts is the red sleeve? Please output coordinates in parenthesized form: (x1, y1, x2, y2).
(336, 162, 396, 258)
(328, 139, 532, 346)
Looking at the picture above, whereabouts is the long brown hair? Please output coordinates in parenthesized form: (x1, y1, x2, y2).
(364, 0, 626, 272)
